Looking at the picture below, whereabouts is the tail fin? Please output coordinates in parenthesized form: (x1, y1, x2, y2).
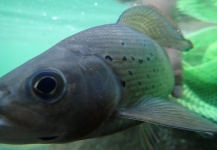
(117, 5, 193, 51)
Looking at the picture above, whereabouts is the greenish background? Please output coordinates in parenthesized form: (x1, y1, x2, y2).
(0, 0, 128, 149)
(0, 0, 129, 76)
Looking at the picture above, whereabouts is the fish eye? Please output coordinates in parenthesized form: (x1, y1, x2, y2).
(27, 69, 67, 103)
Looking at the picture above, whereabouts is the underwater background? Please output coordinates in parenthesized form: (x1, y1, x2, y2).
(0, 0, 217, 150)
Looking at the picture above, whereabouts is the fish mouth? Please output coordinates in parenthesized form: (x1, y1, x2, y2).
(38, 136, 61, 141)
(0, 118, 64, 143)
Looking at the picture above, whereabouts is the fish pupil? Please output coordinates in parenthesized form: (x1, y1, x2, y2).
(28, 69, 66, 103)
(34, 76, 57, 95)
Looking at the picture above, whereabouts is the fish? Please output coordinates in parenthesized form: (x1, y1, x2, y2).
(0, 5, 217, 144)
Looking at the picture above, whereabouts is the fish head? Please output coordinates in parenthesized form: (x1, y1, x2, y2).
(0, 45, 120, 144)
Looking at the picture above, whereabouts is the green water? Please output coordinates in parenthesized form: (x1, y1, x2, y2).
(0, 0, 128, 77)
(0, 0, 128, 149)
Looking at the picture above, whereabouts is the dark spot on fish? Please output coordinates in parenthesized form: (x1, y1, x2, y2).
(120, 41, 125, 46)
(122, 56, 127, 61)
(147, 74, 150, 79)
(152, 85, 155, 89)
(156, 68, 159, 72)
(150, 52, 153, 56)
(145, 86, 148, 91)
(138, 59, 143, 64)
(128, 71, 133, 76)
(105, 55, 113, 61)
(131, 57, 135, 61)
(146, 57, 150, 61)
(144, 43, 147, 48)
(155, 57, 157, 60)
(138, 81, 141, 85)
(153, 68, 156, 72)
(121, 80, 126, 87)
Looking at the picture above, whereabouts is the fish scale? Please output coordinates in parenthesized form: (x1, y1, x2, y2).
(61, 24, 174, 106)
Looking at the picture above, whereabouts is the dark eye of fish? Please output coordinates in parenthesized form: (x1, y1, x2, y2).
(34, 76, 57, 95)
(27, 69, 67, 103)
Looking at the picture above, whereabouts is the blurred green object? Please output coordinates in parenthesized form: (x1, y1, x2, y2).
(175, 0, 217, 125)
(183, 27, 217, 65)
(177, 0, 217, 23)
(176, 26, 217, 122)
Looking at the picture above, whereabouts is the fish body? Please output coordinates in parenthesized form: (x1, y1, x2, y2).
(62, 23, 174, 107)
(0, 5, 217, 144)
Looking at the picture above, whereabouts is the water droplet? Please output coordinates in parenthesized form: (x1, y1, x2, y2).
(94, 2, 98, 6)
(42, 12, 47, 17)
(65, 25, 75, 31)
(48, 26, 53, 30)
(52, 16, 58, 21)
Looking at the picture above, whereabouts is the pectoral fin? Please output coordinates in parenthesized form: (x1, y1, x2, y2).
(119, 96, 217, 133)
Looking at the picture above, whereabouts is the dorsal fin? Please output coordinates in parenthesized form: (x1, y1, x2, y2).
(117, 5, 193, 51)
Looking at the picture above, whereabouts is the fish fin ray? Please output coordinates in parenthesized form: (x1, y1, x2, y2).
(117, 5, 193, 51)
(119, 96, 217, 133)
(139, 123, 160, 150)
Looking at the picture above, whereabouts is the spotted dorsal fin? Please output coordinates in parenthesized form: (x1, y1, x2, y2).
(117, 5, 193, 51)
